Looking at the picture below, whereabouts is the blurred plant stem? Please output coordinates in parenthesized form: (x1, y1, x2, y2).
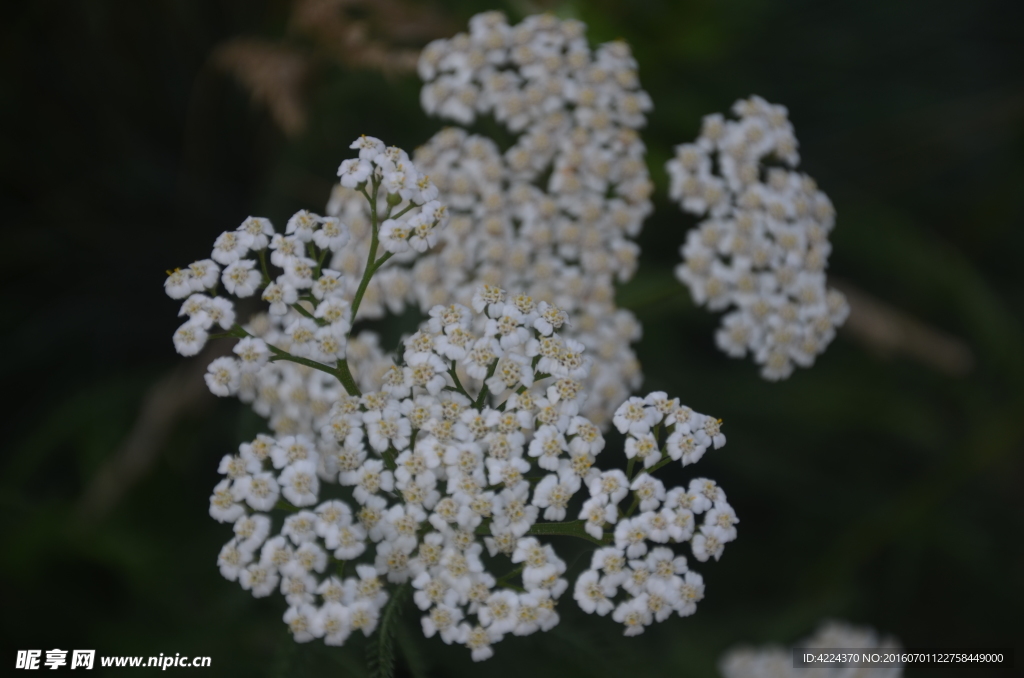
(75, 342, 229, 526)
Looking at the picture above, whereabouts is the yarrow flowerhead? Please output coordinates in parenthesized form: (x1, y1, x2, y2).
(325, 11, 653, 428)
(155, 8, 866, 667)
(198, 285, 734, 658)
(667, 96, 849, 380)
(165, 137, 447, 435)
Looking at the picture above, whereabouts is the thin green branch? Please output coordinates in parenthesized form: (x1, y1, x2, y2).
(473, 358, 500, 409)
(257, 249, 271, 286)
(267, 352, 340, 379)
(335, 359, 361, 397)
(349, 179, 392, 326)
(390, 202, 419, 220)
(524, 519, 611, 546)
(314, 247, 329, 278)
(447, 364, 473, 400)
(381, 445, 398, 472)
(495, 372, 553, 411)
(274, 499, 300, 512)
(289, 302, 325, 325)
(496, 563, 525, 589)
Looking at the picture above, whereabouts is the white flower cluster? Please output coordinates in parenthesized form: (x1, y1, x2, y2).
(202, 281, 732, 659)
(324, 11, 653, 428)
(165, 136, 446, 434)
(667, 96, 849, 380)
(573, 393, 734, 634)
(719, 620, 903, 678)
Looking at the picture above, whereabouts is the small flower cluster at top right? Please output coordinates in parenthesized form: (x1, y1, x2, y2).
(667, 96, 849, 381)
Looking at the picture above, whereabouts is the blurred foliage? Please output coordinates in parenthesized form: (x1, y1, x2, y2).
(2, 0, 1022, 676)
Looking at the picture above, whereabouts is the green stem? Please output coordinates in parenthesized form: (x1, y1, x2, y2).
(274, 499, 299, 512)
(496, 563, 525, 589)
(495, 372, 553, 411)
(314, 247, 329, 278)
(257, 249, 271, 286)
(524, 519, 611, 546)
(335, 359, 361, 397)
(645, 453, 675, 476)
(390, 202, 419, 220)
(625, 451, 674, 518)
(349, 178, 381, 325)
(381, 446, 398, 472)
(267, 352, 339, 378)
(473, 358, 500, 410)
(289, 302, 325, 325)
(218, 324, 357, 393)
(447, 364, 473, 400)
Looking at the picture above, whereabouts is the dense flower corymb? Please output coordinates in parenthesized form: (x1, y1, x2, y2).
(324, 11, 654, 429)
(667, 96, 849, 380)
(165, 135, 736, 658)
(199, 285, 736, 658)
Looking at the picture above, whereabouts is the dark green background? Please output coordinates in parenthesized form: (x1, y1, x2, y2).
(3, 0, 1022, 675)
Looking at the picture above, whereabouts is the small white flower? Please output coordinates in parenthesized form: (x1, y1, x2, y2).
(704, 503, 739, 542)
(612, 595, 652, 636)
(630, 473, 666, 512)
(588, 469, 630, 504)
(314, 216, 350, 252)
(462, 623, 502, 662)
(579, 496, 617, 540)
(205, 357, 240, 397)
(239, 562, 279, 598)
(187, 259, 221, 290)
(624, 432, 661, 469)
(530, 473, 581, 521)
(234, 472, 279, 512)
(237, 217, 274, 250)
(221, 259, 262, 297)
(280, 460, 320, 507)
(233, 513, 271, 552)
(172, 319, 208, 356)
(217, 538, 252, 581)
(691, 529, 726, 562)
(422, 603, 465, 645)
(614, 516, 650, 559)
(379, 218, 411, 253)
(282, 511, 318, 545)
(233, 337, 270, 372)
(574, 569, 616, 616)
(209, 479, 244, 523)
(285, 210, 320, 242)
(314, 602, 352, 646)
(164, 268, 193, 299)
(211, 230, 251, 265)
(613, 397, 660, 436)
(283, 604, 318, 642)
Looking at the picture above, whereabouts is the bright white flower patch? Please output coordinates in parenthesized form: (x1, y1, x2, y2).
(667, 96, 850, 380)
(324, 11, 653, 429)
(174, 193, 734, 659)
(196, 287, 734, 655)
(152, 9, 816, 665)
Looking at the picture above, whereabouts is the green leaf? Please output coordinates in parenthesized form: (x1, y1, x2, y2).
(367, 582, 410, 678)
